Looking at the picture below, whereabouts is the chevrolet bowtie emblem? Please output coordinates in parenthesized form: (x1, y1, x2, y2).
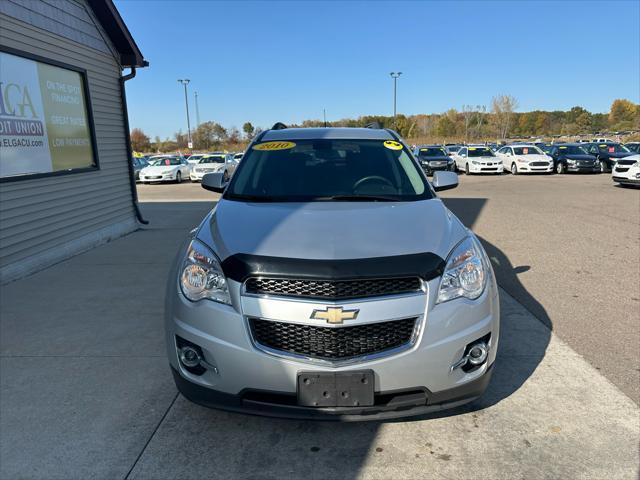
(310, 306, 359, 325)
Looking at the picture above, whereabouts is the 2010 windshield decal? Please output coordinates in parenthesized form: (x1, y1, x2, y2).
(252, 141, 296, 151)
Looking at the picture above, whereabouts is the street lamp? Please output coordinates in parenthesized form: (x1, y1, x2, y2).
(177, 79, 192, 148)
(389, 72, 402, 128)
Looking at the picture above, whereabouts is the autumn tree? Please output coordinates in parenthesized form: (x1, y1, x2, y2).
(491, 94, 518, 139)
(609, 99, 639, 130)
(130, 128, 150, 152)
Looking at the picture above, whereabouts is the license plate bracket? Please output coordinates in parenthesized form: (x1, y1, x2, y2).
(297, 370, 374, 407)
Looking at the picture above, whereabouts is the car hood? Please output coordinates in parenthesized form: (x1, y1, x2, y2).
(607, 152, 634, 159)
(197, 199, 468, 262)
(515, 154, 550, 161)
(420, 156, 451, 162)
(141, 165, 178, 174)
(469, 156, 499, 162)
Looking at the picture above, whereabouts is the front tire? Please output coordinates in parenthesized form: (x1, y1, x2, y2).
(511, 163, 518, 175)
(223, 170, 230, 183)
(176, 172, 182, 183)
(556, 162, 565, 174)
(465, 163, 470, 175)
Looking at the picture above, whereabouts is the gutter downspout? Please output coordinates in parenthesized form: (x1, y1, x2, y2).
(120, 66, 148, 224)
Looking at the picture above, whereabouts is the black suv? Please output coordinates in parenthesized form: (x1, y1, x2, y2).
(583, 142, 633, 173)
(549, 144, 599, 174)
(412, 145, 455, 175)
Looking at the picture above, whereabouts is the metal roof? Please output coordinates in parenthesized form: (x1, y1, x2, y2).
(261, 127, 395, 141)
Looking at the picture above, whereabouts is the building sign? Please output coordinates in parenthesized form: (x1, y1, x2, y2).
(0, 51, 96, 179)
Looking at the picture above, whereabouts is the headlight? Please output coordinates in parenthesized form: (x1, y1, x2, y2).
(162, 170, 174, 175)
(471, 161, 480, 165)
(633, 162, 639, 168)
(179, 239, 230, 304)
(567, 159, 576, 164)
(436, 236, 488, 304)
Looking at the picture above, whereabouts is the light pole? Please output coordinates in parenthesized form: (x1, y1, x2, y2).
(389, 72, 402, 128)
(177, 79, 192, 148)
(194, 91, 201, 128)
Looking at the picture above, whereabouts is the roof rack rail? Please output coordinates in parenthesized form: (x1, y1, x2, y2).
(271, 122, 288, 130)
(364, 122, 382, 129)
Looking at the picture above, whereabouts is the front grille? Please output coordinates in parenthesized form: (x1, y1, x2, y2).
(617, 159, 637, 166)
(615, 167, 630, 173)
(245, 277, 422, 300)
(530, 162, 549, 167)
(249, 317, 417, 360)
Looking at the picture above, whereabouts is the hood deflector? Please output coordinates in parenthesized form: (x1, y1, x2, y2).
(221, 252, 446, 283)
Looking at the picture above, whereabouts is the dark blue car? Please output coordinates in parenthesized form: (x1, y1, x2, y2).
(583, 142, 633, 173)
(412, 145, 455, 175)
(549, 144, 599, 174)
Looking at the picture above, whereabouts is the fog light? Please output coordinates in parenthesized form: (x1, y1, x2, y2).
(179, 346, 201, 368)
(467, 343, 488, 366)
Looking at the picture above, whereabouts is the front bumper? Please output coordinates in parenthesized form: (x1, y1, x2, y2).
(566, 164, 599, 172)
(165, 267, 500, 420)
(171, 363, 494, 421)
(140, 174, 176, 182)
(421, 163, 453, 175)
(516, 163, 553, 173)
(467, 163, 504, 174)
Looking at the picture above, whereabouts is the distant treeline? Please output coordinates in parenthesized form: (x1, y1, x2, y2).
(131, 97, 639, 153)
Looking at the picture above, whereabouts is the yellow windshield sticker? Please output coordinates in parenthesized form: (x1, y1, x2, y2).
(469, 147, 477, 151)
(383, 140, 403, 150)
(559, 146, 567, 149)
(252, 141, 296, 151)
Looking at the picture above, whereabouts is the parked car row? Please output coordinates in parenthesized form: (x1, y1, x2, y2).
(419, 141, 637, 179)
(135, 152, 243, 184)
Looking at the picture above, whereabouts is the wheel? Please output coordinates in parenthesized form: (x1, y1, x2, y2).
(599, 160, 607, 173)
(465, 163, 470, 175)
(176, 171, 182, 183)
(556, 162, 565, 174)
(511, 163, 518, 175)
(223, 171, 230, 183)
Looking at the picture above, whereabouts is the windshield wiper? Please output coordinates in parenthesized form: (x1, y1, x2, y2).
(311, 195, 399, 202)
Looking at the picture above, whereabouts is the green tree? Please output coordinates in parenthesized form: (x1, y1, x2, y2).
(242, 122, 255, 140)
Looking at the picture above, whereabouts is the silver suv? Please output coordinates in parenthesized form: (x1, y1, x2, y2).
(165, 126, 500, 420)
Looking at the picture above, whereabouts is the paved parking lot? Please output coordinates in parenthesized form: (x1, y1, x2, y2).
(0, 174, 638, 479)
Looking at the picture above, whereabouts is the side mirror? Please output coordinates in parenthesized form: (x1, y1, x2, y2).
(201, 172, 227, 193)
(432, 171, 458, 192)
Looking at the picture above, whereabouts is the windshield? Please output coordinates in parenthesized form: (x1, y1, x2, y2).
(597, 144, 630, 153)
(149, 157, 180, 166)
(468, 147, 494, 157)
(447, 146, 461, 153)
(188, 155, 203, 161)
(418, 147, 448, 158)
(557, 146, 588, 155)
(225, 139, 433, 202)
(513, 146, 543, 155)
(200, 156, 225, 164)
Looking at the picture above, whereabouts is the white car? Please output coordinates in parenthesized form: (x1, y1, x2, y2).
(186, 154, 205, 166)
(612, 154, 640, 187)
(190, 153, 236, 182)
(452, 146, 504, 174)
(496, 145, 553, 174)
(140, 156, 191, 183)
(233, 152, 244, 162)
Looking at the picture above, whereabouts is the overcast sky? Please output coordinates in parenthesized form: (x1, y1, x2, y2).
(117, 0, 640, 139)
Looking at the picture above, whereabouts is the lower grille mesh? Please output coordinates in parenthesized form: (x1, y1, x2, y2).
(249, 317, 417, 360)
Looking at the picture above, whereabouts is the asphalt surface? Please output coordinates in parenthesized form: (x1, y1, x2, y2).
(438, 172, 640, 404)
(1, 193, 637, 479)
(138, 173, 640, 403)
(138, 174, 640, 404)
